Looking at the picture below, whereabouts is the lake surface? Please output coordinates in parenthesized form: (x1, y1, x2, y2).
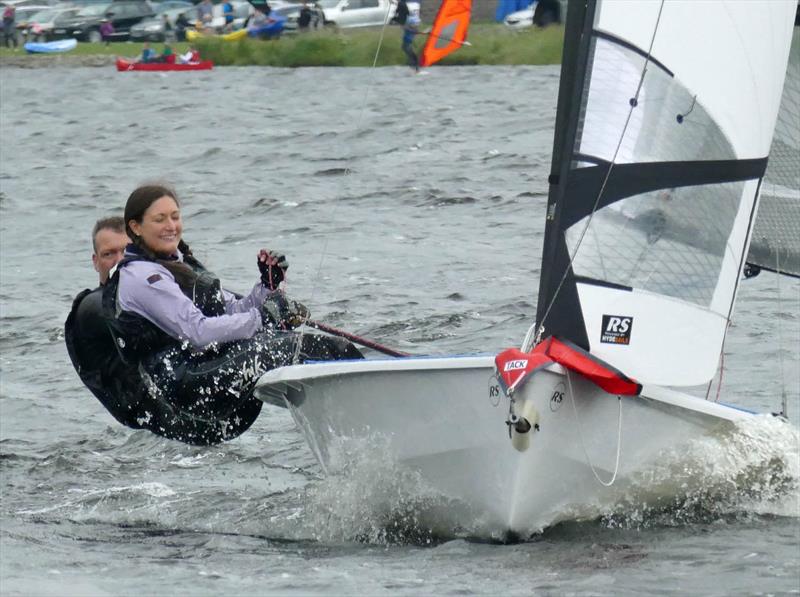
(0, 64, 798, 596)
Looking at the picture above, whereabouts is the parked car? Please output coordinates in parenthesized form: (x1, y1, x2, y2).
(128, 0, 192, 41)
(316, 0, 392, 28)
(10, 4, 50, 34)
(0, 0, 55, 9)
(502, 2, 536, 28)
(503, 0, 561, 29)
(17, 6, 79, 41)
(51, 0, 154, 42)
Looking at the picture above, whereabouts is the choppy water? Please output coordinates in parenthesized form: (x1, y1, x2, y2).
(1, 65, 798, 596)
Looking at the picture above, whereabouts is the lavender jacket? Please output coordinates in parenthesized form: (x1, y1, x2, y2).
(117, 256, 270, 350)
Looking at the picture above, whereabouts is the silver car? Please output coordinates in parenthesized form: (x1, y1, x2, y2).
(316, 0, 392, 28)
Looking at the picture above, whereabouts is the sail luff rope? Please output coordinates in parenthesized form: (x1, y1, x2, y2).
(291, 5, 395, 365)
(530, 0, 667, 350)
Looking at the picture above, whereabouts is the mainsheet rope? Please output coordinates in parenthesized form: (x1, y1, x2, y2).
(291, 3, 396, 365)
(526, 0, 667, 351)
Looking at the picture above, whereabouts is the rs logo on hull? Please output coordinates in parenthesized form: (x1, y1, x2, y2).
(600, 315, 633, 345)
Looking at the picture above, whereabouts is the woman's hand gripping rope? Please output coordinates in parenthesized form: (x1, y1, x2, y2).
(257, 249, 289, 291)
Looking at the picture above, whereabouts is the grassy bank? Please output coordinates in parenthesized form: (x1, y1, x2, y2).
(0, 23, 563, 67)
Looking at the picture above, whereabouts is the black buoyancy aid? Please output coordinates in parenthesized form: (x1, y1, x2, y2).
(65, 287, 149, 428)
(102, 248, 226, 363)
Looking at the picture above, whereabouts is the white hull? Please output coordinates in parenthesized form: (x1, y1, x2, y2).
(255, 356, 752, 538)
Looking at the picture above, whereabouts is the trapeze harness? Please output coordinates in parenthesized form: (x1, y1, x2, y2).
(66, 249, 361, 445)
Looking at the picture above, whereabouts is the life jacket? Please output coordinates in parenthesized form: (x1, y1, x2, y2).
(102, 247, 226, 364)
(65, 287, 149, 428)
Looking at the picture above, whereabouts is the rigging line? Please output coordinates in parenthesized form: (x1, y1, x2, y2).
(566, 370, 623, 487)
(533, 0, 667, 347)
(291, 6, 396, 365)
(776, 244, 788, 417)
(713, 181, 764, 401)
(714, 346, 725, 403)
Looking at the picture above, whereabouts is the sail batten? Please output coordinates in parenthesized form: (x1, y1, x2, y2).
(534, 0, 795, 387)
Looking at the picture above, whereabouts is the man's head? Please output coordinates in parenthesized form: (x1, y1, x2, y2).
(92, 216, 128, 284)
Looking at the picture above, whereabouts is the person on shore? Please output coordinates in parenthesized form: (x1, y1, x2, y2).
(222, 0, 235, 31)
(533, 0, 561, 28)
(100, 19, 114, 45)
(137, 42, 156, 63)
(297, 3, 312, 30)
(197, 0, 213, 30)
(2, 3, 17, 49)
(95, 184, 361, 444)
(248, 6, 268, 29)
(391, 0, 409, 26)
(161, 14, 174, 41)
(175, 10, 191, 41)
(401, 14, 420, 72)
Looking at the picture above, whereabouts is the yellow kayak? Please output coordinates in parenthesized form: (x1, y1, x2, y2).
(186, 28, 247, 42)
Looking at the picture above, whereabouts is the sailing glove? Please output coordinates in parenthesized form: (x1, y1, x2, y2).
(257, 249, 288, 290)
(261, 292, 309, 330)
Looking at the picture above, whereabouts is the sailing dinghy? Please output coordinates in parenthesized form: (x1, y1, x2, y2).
(255, 0, 797, 538)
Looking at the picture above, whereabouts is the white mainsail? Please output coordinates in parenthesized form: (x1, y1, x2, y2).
(535, 0, 796, 386)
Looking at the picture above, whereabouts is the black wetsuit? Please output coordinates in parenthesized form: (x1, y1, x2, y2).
(65, 250, 362, 445)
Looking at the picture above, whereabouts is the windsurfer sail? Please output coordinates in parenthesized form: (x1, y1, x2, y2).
(420, 0, 472, 67)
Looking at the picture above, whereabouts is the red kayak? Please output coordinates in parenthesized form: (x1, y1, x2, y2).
(115, 58, 214, 72)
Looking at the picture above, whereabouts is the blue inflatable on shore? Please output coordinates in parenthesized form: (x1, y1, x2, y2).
(24, 39, 78, 54)
(247, 15, 286, 39)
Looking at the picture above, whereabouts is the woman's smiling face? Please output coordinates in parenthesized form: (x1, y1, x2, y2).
(129, 195, 182, 256)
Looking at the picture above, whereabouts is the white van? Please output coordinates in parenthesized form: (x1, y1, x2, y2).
(316, 0, 393, 28)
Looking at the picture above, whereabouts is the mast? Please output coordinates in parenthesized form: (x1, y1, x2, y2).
(534, 0, 596, 349)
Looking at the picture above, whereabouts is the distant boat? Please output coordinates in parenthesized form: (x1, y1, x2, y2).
(115, 58, 214, 72)
(24, 39, 77, 54)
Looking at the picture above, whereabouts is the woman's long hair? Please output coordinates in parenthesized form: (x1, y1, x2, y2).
(124, 184, 205, 288)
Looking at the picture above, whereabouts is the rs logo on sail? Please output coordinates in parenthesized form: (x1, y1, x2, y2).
(600, 315, 633, 345)
(504, 360, 528, 371)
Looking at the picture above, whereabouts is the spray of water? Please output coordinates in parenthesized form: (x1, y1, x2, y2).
(600, 414, 799, 529)
(298, 415, 799, 543)
(300, 434, 489, 545)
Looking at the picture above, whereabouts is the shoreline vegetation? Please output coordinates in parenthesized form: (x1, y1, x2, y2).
(0, 23, 563, 68)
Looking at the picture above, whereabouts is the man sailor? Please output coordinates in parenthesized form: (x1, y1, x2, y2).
(65, 217, 150, 433)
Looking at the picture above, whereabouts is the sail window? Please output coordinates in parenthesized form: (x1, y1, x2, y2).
(565, 180, 746, 307)
(576, 37, 735, 165)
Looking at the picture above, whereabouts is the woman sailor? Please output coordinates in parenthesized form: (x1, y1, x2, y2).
(102, 184, 361, 445)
